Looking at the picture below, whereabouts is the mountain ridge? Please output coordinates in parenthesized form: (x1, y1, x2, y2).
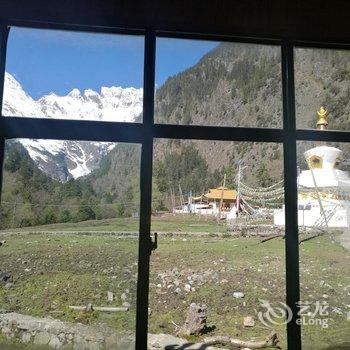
(0, 43, 349, 229)
(154, 43, 350, 182)
(2, 72, 143, 180)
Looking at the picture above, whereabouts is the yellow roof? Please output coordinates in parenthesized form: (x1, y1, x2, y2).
(192, 195, 204, 201)
(204, 187, 237, 201)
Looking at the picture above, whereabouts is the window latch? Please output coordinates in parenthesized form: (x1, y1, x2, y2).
(150, 232, 158, 252)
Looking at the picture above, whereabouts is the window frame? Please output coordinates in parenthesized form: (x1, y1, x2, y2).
(0, 20, 349, 350)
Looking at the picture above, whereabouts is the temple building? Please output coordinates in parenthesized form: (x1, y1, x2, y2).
(274, 107, 350, 228)
(174, 186, 237, 217)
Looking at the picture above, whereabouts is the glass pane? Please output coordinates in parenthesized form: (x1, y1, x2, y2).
(296, 140, 350, 348)
(295, 47, 350, 131)
(149, 139, 287, 349)
(2, 27, 144, 122)
(155, 38, 282, 128)
(0, 138, 141, 349)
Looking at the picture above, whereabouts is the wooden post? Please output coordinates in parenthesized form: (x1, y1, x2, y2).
(179, 183, 185, 208)
(11, 200, 17, 228)
(179, 183, 185, 217)
(171, 187, 176, 215)
(218, 173, 226, 221)
(188, 190, 193, 214)
(236, 162, 242, 218)
(169, 187, 175, 214)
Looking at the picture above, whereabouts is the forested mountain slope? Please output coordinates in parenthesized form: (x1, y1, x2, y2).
(154, 44, 349, 190)
(1, 44, 349, 228)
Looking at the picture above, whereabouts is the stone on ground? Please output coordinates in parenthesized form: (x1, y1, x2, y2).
(107, 291, 114, 301)
(177, 303, 207, 336)
(243, 316, 255, 327)
(233, 292, 245, 298)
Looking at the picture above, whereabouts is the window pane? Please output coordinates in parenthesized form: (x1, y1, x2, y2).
(0, 138, 141, 349)
(295, 47, 350, 131)
(155, 38, 282, 128)
(149, 139, 287, 349)
(2, 27, 144, 122)
(297, 140, 350, 348)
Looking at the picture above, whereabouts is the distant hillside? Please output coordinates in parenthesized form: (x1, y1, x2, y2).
(294, 48, 350, 130)
(81, 143, 142, 211)
(154, 43, 350, 184)
(1, 43, 349, 228)
(0, 141, 143, 229)
(1, 141, 82, 228)
(155, 43, 349, 130)
(155, 43, 282, 128)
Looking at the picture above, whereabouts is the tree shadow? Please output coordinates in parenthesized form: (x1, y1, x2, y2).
(203, 325, 216, 334)
(164, 326, 218, 350)
(165, 344, 219, 350)
(164, 324, 217, 349)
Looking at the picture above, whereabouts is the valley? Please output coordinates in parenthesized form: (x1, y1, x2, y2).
(0, 42, 349, 349)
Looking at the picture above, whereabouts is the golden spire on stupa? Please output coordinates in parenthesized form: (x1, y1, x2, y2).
(316, 106, 328, 130)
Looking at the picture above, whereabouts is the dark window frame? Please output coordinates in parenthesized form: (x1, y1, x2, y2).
(0, 20, 349, 350)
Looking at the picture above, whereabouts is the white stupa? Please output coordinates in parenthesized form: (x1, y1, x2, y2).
(274, 107, 350, 228)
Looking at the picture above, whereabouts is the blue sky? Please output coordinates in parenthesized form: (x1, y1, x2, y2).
(6, 27, 217, 99)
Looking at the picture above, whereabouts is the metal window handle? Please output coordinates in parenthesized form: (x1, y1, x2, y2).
(150, 232, 157, 252)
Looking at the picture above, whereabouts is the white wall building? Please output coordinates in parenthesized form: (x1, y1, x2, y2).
(274, 108, 350, 228)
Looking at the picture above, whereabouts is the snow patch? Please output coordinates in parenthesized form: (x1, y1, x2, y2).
(2, 73, 133, 180)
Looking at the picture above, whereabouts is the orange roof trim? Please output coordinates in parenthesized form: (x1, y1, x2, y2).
(204, 187, 237, 201)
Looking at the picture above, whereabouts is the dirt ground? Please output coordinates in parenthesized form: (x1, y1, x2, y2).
(0, 229, 349, 349)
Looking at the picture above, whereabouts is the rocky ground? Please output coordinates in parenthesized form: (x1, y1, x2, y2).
(0, 231, 349, 349)
(0, 311, 226, 349)
(0, 312, 134, 349)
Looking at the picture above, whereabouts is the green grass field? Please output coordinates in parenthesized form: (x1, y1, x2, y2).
(1, 214, 227, 234)
(0, 216, 349, 349)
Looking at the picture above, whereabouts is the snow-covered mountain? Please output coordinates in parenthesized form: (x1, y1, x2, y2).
(2, 73, 143, 181)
